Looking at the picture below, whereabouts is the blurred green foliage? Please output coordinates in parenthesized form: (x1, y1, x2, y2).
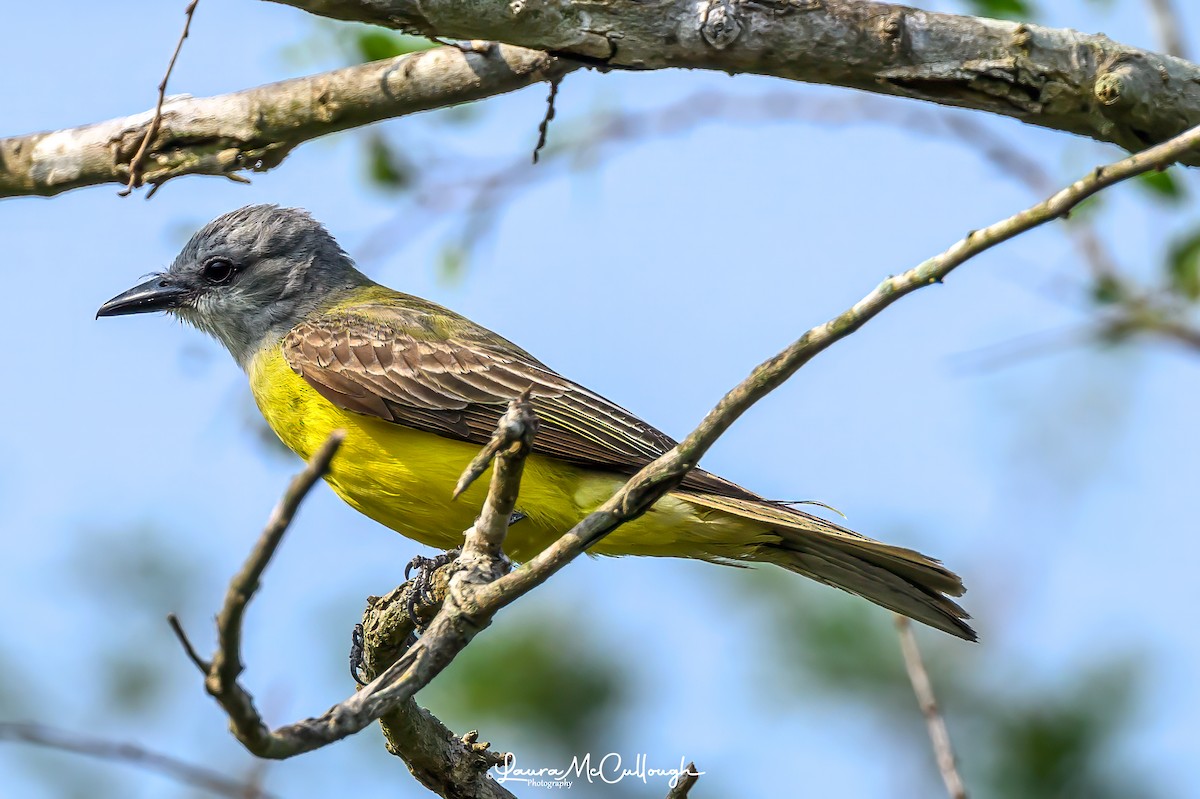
(964, 0, 1035, 19)
(981, 662, 1151, 799)
(365, 133, 414, 192)
(1168, 229, 1200, 300)
(349, 29, 433, 62)
(1136, 168, 1185, 201)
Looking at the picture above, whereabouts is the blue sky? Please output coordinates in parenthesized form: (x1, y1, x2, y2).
(2, 1, 1198, 796)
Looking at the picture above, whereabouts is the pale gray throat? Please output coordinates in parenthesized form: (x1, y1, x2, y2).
(177, 265, 373, 370)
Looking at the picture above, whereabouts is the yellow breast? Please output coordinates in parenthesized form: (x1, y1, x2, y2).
(246, 344, 735, 562)
(247, 346, 597, 558)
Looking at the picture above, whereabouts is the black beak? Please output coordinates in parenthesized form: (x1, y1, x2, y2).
(96, 276, 191, 318)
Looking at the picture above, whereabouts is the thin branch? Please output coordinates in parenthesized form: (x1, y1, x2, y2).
(211, 430, 345, 689)
(0, 722, 275, 799)
(184, 118, 1200, 761)
(169, 430, 345, 751)
(664, 762, 702, 799)
(940, 114, 1122, 284)
(167, 612, 211, 672)
(0, 46, 576, 198)
(457, 391, 538, 567)
(119, 0, 200, 196)
(1144, 0, 1189, 59)
(173, 416, 519, 798)
(894, 616, 967, 799)
(351, 396, 534, 795)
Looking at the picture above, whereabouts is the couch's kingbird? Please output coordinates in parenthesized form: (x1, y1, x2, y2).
(98, 205, 974, 640)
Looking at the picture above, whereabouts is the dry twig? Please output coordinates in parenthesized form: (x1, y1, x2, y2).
(119, 0, 199, 197)
(532, 76, 562, 164)
(457, 391, 538, 565)
(168, 430, 345, 751)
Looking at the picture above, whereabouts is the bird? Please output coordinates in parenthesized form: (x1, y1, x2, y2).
(97, 204, 974, 640)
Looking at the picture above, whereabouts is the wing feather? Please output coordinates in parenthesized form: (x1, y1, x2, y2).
(281, 300, 755, 498)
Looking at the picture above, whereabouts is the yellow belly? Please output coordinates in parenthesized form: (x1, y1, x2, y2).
(247, 346, 750, 562)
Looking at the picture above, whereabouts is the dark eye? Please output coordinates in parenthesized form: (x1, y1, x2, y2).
(202, 258, 236, 285)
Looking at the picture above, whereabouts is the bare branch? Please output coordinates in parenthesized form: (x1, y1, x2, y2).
(175, 417, 519, 797)
(939, 114, 1121, 284)
(267, 0, 1200, 163)
(167, 612, 211, 673)
(894, 616, 967, 799)
(211, 430, 345, 688)
(0, 46, 575, 198)
(7, 3, 1199, 199)
(120, 0, 200, 196)
(452, 390, 536, 502)
(0, 722, 275, 799)
(169, 430, 345, 753)
(457, 391, 538, 569)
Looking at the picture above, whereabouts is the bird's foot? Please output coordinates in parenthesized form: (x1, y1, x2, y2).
(350, 623, 369, 687)
(404, 549, 460, 629)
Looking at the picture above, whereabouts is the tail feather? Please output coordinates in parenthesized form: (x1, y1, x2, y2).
(685, 493, 976, 641)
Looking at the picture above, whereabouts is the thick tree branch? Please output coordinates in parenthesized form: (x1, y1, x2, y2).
(9, 3, 1197, 199)
(359, 585, 515, 799)
(268, 0, 1200, 163)
(0, 45, 574, 198)
(178, 118, 1200, 763)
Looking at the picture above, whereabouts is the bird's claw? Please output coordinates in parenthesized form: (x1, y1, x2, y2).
(350, 623, 368, 687)
(404, 549, 460, 628)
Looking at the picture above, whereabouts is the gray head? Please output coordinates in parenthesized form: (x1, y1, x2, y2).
(97, 205, 372, 367)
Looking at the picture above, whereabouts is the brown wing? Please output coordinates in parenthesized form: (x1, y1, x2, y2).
(281, 300, 757, 499)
